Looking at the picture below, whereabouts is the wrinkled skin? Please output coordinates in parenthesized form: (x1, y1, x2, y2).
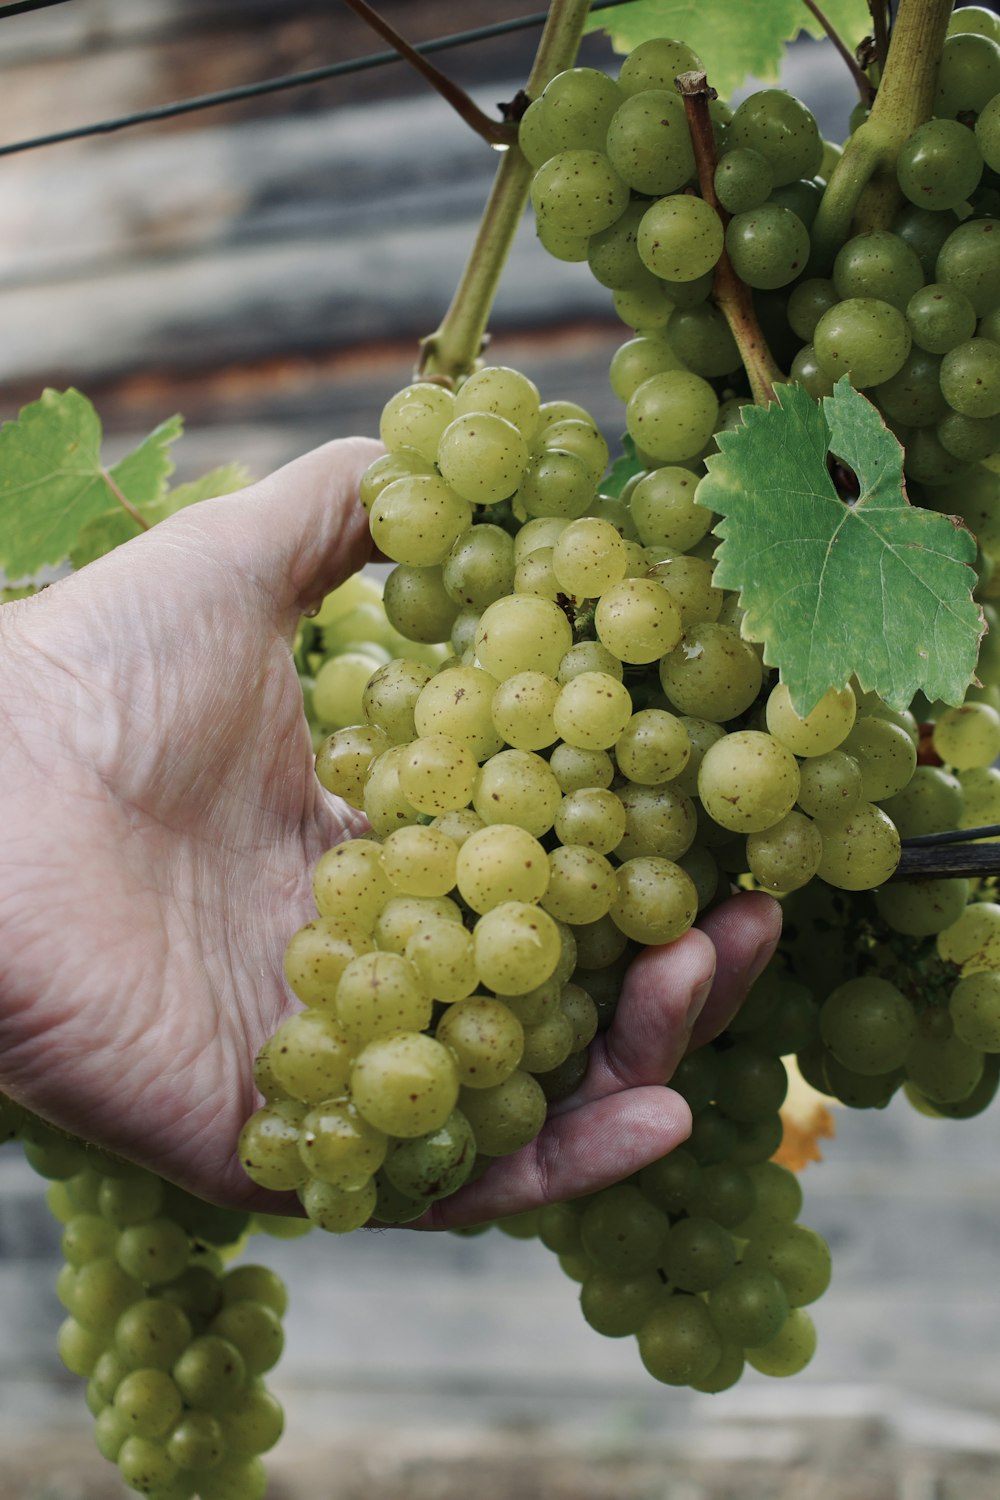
(0, 439, 780, 1226)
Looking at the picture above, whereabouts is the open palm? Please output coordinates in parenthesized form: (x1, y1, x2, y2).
(0, 439, 779, 1224)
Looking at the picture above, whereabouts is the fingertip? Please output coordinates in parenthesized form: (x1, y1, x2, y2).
(690, 890, 783, 1047)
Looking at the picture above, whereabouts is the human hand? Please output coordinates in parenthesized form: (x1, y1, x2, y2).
(0, 438, 780, 1219)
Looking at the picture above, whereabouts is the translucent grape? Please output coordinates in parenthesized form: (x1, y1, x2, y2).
(473, 901, 563, 994)
(765, 682, 856, 756)
(728, 90, 823, 185)
(335, 951, 433, 1043)
(610, 856, 698, 944)
(906, 282, 978, 355)
(820, 976, 917, 1074)
(936, 220, 1000, 316)
(474, 594, 573, 680)
(815, 802, 901, 890)
(435, 996, 525, 1088)
(637, 195, 724, 283)
(615, 707, 691, 784)
(414, 665, 503, 761)
(638, 1297, 724, 1386)
(379, 382, 455, 461)
(939, 337, 1000, 418)
(300, 1176, 378, 1234)
(933, 701, 1000, 768)
(437, 413, 528, 506)
(725, 203, 810, 290)
(530, 149, 630, 237)
(380, 825, 458, 898)
(833, 230, 924, 311)
(698, 730, 800, 834)
(382, 563, 460, 645)
(615, 781, 697, 861)
(814, 297, 912, 388)
(934, 31, 1000, 117)
(552, 671, 634, 750)
(382, 1108, 476, 1200)
(658, 623, 763, 721)
(472, 748, 562, 837)
(747, 810, 823, 892)
(594, 576, 684, 663)
(351, 1032, 459, 1138)
(313, 839, 390, 928)
(605, 90, 695, 195)
(551, 517, 628, 597)
(618, 37, 702, 95)
(898, 119, 983, 212)
(458, 1070, 548, 1155)
(714, 147, 773, 213)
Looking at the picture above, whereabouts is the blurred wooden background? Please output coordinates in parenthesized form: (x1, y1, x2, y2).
(0, 0, 626, 485)
(0, 1, 857, 488)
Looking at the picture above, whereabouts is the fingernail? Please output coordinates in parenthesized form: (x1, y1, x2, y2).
(745, 934, 779, 991)
(688, 976, 714, 1027)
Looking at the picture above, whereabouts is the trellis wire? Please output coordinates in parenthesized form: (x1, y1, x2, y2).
(0, 0, 73, 16)
(0, 0, 636, 158)
(902, 824, 1000, 848)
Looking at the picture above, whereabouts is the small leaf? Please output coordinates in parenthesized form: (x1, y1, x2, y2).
(774, 1057, 837, 1173)
(0, 389, 110, 579)
(160, 461, 252, 516)
(108, 413, 184, 508)
(583, 0, 871, 96)
(70, 461, 252, 570)
(697, 380, 984, 716)
(601, 434, 643, 500)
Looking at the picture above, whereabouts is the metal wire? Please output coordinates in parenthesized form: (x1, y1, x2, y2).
(901, 824, 1000, 847)
(0, 0, 74, 16)
(0, 0, 635, 158)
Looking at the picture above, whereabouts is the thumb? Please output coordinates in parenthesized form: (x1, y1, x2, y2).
(168, 436, 383, 624)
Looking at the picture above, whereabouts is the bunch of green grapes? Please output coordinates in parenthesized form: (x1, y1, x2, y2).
(492, 957, 830, 1391)
(776, 699, 1000, 1117)
(238, 17, 1000, 1395)
(4, 1106, 287, 1500)
(524, 21, 1000, 507)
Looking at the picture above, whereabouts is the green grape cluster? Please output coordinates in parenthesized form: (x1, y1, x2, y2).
(524, 22, 1000, 507)
(9, 1109, 286, 1500)
(491, 960, 831, 1391)
(778, 697, 1000, 1117)
(240, 14, 1000, 1400)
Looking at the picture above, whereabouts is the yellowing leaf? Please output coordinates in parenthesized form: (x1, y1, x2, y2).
(774, 1056, 837, 1172)
(697, 380, 983, 717)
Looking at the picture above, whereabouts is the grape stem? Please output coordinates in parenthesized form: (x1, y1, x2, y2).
(339, 0, 515, 147)
(868, 0, 891, 77)
(809, 0, 953, 271)
(800, 0, 875, 107)
(103, 468, 150, 532)
(678, 71, 784, 407)
(419, 0, 593, 382)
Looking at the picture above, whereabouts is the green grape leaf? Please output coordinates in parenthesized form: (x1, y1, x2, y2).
(0, 388, 110, 578)
(70, 460, 251, 570)
(601, 433, 643, 499)
(108, 413, 184, 508)
(584, 0, 871, 95)
(697, 379, 984, 716)
(0, 392, 187, 579)
(160, 461, 252, 514)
